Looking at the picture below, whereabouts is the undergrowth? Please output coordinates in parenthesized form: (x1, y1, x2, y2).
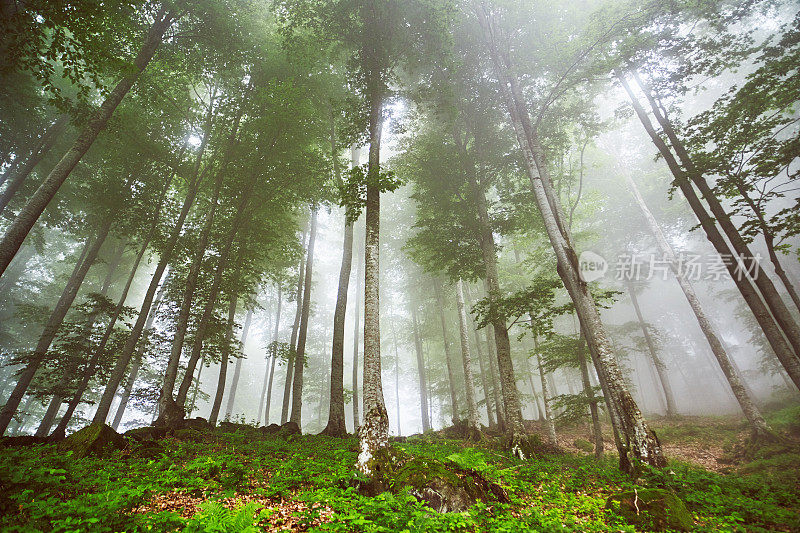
(0, 407, 798, 532)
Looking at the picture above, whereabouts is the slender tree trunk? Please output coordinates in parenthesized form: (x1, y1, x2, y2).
(577, 330, 603, 458)
(93, 151, 208, 425)
(464, 284, 496, 428)
(434, 280, 461, 424)
(484, 323, 505, 427)
(352, 219, 364, 431)
(411, 307, 431, 432)
(282, 228, 308, 424)
(0, 218, 110, 435)
(209, 284, 240, 426)
(225, 308, 252, 420)
(626, 282, 677, 417)
(456, 280, 480, 433)
(0, 9, 174, 277)
(260, 287, 282, 425)
(457, 128, 519, 437)
(290, 208, 318, 427)
(0, 115, 69, 215)
(477, 6, 663, 467)
(624, 168, 772, 438)
(160, 97, 225, 410)
(631, 71, 800, 356)
(533, 334, 557, 446)
(188, 356, 205, 416)
(619, 73, 800, 389)
(36, 242, 123, 437)
(322, 130, 353, 436)
(357, 78, 389, 475)
(54, 166, 176, 435)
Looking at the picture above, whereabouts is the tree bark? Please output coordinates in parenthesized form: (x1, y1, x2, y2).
(260, 287, 281, 425)
(533, 334, 557, 446)
(464, 284, 496, 428)
(484, 322, 505, 428)
(282, 228, 308, 424)
(352, 218, 364, 431)
(619, 72, 800, 390)
(290, 208, 318, 427)
(0, 9, 174, 277)
(209, 283, 240, 426)
(411, 306, 431, 432)
(225, 308, 252, 420)
(577, 330, 603, 458)
(160, 96, 225, 409)
(477, 5, 664, 467)
(631, 71, 800, 356)
(55, 163, 176, 434)
(624, 167, 772, 438)
(0, 115, 69, 215)
(0, 217, 110, 435)
(456, 280, 480, 433)
(626, 282, 677, 417)
(357, 78, 389, 475)
(322, 128, 353, 437)
(434, 280, 461, 424)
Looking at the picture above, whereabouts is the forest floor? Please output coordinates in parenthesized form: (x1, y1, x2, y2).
(1, 402, 799, 532)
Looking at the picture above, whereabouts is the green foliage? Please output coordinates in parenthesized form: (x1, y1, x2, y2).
(0, 424, 798, 532)
(339, 163, 404, 223)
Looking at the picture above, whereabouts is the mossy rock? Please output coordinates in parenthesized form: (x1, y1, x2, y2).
(259, 423, 282, 435)
(279, 421, 301, 436)
(183, 417, 213, 431)
(173, 428, 204, 442)
(362, 446, 509, 513)
(56, 424, 127, 458)
(124, 426, 168, 442)
(606, 488, 693, 531)
(574, 439, 594, 453)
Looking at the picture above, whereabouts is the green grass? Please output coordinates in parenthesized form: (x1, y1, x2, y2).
(1, 418, 799, 532)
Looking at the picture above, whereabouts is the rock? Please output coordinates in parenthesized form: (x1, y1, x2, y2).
(259, 423, 282, 435)
(184, 417, 213, 431)
(360, 447, 509, 513)
(574, 439, 594, 453)
(389, 436, 407, 443)
(57, 424, 127, 458)
(279, 421, 301, 436)
(124, 427, 168, 442)
(173, 428, 204, 442)
(217, 421, 253, 433)
(606, 488, 693, 531)
(0, 435, 48, 447)
(152, 397, 185, 429)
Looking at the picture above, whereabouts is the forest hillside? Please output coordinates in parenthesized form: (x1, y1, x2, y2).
(1, 0, 799, 531)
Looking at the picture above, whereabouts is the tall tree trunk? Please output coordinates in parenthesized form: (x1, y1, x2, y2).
(260, 287, 281, 425)
(456, 280, 480, 433)
(282, 228, 308, 424)
(357, 78, 389, 475)
(188, 355, 205, 416)
(533, 334, 557, 446)
(322, 131, 353, 437)
(477, 6, 663, 467)
(352, 218, 364, 431)
(225, 308, 252, 420)
(389, 313, 401, 436)
(434, 280, 461, 424)
(160, 96, 226, 410)
(577, 329, 603, 458)
(411, 307, 431, 432)
(54, 165, 176, 435)
(631, 71, 800, 355)
(36, 242, 123, 437)
(93, 146, 209, 425)
(456, 128, 519, 438)
(619, 73, 800, 389)
(626, 282, 677, 417)
(290, 208, 318, 427)
(0, 115, 69, 215)
(624, 167, 772, 438)
(484, 323, 505, 427)
(0, 218, 110, 435)
(0, 9, 174, 277)
(464, 284, 496, 428)
(209, 276, 241, 426)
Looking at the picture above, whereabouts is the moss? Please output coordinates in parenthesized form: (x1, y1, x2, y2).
(574, 439, 594, 453)
(56, 423, 126, 458)
(606, 488, 693, 531)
